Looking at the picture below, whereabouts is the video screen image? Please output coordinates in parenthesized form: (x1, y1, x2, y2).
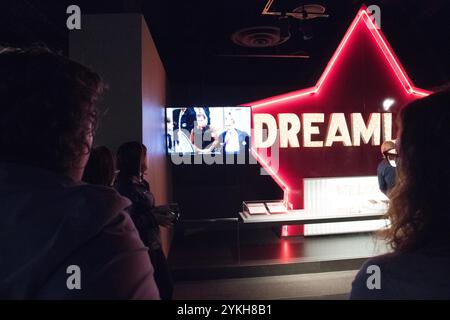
(166, 107, 251, 154)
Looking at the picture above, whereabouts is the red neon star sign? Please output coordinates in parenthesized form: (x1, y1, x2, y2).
(249, 6, 431, 212)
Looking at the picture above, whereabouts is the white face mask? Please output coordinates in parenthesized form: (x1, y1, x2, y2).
(389, 159, 397, 167)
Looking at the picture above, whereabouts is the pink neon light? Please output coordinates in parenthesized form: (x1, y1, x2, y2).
(252, 7, 431, 110)
(251, 147, 290, 205)
(250, 6, 431, 211)
(252, 89, 316, 109)
(362, 11, 430, 98)
(315, 10, 365, 91)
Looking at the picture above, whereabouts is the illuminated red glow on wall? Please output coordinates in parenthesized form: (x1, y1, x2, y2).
(281, 225, 304, 237)
(251, 8, 430, 111)
(280, 239, 291, 261)
(248, 6, 432, 236)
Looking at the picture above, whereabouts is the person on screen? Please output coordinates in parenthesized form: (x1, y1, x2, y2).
(83, 146, 116, 187)
(165, 117, 174, 153)
(0, 47, 159, 299)
(172, 107, 196, 142)
(350, 90, 450, 299)
(190, 110, 219, 153)
(194, 107, 210, 125)
(218, 112, 249, 154)
(115, 142, 174, 300)
(377, 140, 397, 196)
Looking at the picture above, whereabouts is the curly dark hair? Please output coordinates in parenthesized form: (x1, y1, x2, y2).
(386, 90, 450, 252)
(0, 46, 104, 175)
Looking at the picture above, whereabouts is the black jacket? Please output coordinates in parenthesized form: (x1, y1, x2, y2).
(218, 129, 249, 153)
(115, 174, 161, 251)
(172, 108, 197, 136)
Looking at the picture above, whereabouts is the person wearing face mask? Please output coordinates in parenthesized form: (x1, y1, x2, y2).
(377, 140, 398, 196)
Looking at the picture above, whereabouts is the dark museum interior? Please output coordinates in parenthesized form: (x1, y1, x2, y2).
(1, 0, 450, 302)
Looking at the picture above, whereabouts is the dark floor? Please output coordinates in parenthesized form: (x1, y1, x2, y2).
(169, 222, 389, 281)
(173, 270, 358, 300)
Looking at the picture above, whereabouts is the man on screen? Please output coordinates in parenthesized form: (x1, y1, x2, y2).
(172, 107, 196, 151)
(190, 110, 219, 153)
(194, 107, 210, 125)
(219, 112, 249, 154)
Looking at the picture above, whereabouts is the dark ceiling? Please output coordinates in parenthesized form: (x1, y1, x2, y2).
(1, 0, 449, 91)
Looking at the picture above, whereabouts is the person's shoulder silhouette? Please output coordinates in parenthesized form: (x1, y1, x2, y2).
(0, 47, 160, 299)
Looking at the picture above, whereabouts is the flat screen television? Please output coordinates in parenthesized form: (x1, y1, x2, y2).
(165, 106, 251, 154)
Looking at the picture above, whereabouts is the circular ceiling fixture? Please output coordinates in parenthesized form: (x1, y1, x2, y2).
(231, 26, 289, 48)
